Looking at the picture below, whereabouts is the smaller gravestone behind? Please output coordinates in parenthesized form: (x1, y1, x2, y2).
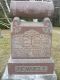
(0, 29, 3, 38)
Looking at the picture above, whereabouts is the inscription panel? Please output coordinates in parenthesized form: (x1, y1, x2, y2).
(11, 27, 51, 58)
(15, 66, 48, 73)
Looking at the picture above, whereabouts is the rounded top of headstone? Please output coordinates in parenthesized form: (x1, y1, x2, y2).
(10, 0, 54, 18)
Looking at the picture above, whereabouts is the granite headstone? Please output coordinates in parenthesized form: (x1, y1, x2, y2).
(2, 0, 57, 80)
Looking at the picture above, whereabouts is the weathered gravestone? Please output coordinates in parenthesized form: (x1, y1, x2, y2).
(2, 0, 57, 80)
(0, 29, 1, 38)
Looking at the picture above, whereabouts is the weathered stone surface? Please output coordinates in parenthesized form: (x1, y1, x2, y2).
(11, 18, 52, 59)
(10, 0, 54, 18)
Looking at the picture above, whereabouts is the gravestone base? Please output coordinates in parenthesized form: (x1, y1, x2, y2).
(8, 57, 54, 74)
(2, 66, 57, 80)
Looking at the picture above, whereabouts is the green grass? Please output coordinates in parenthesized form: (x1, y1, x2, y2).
(0, 27, 60, 80)
(0, 30, 10, 78)
(52, 28, 60, 80)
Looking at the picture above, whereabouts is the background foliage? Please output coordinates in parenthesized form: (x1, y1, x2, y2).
(0, 0, 10, 29)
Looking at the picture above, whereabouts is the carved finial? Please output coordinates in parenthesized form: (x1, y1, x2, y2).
(13, 17, 20, 26)
(43, 17, 52, 27)
(11, 17, 21, 33)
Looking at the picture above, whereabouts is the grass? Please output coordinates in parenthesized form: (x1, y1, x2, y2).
(52, 28, 60, 80)
(0, 27, 60, 80)
(0, 30, 10, 79)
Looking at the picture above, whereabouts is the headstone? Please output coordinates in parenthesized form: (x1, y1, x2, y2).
(2, 0, 57, 80)
(8, 17, 54, 75)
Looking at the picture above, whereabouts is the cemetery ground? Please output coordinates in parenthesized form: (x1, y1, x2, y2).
(0, 27, 60, 80)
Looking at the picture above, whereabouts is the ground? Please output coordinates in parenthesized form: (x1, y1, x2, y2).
(0, 27, 60, 80)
